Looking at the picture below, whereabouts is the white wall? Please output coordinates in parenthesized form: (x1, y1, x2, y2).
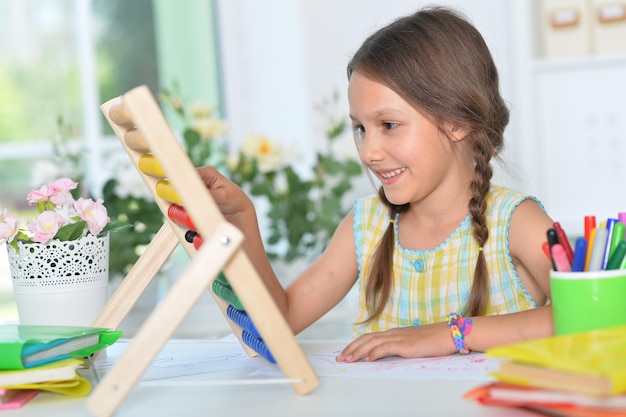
(215, 0, 311, 159)
(215, 1, 523, 197)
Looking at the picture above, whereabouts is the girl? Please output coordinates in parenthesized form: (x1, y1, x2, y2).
(198, 6, 554, 361)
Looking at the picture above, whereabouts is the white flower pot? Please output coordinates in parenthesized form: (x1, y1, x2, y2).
(6, 233, 109, 326)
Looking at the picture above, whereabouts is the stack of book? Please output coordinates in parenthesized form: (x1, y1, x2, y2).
(0, 325, 122, 410)
(465, 324, 626, 417)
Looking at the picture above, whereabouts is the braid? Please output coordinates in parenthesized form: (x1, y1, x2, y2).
(465, 135, 494, 317)
(362, 187, 408, 323)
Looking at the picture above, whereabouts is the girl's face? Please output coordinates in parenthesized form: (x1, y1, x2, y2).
(348, 71, 470, 207)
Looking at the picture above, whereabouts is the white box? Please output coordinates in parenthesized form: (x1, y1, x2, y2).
(540, 0, 593, 58)
(590, 0, 626, 55)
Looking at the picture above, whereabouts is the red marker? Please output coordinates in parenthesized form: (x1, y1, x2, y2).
(553, 222, 574, 264)
(541, 241, 551, 260)
(584, 215, 596, 242)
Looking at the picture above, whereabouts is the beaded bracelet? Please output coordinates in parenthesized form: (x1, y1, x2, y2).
(447, 312, 472, 354)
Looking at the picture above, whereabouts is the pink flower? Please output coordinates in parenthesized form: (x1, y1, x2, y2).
(49, 177, 78, 206)
(27, 211, 66, 243)
(26, 184, 54, 205)
(74, 198, 109, 235)
(0, 211, 25, 244)
(2, 178, 110, 246)
(51, 177, 78, 192)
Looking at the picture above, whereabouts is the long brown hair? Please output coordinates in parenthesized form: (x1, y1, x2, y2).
(348, 7, 509, 321)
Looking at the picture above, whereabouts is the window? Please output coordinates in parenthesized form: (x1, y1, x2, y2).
(0, 0, 159, 212)
(0, 0, 221, 320)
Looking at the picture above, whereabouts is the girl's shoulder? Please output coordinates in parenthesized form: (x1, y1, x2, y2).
(487, 185, 546, 215)
(354, 193, 385, 213)
(353, 193, 390, 227)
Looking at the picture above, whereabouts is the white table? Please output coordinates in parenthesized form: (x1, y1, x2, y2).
(7, 339, 534, 417)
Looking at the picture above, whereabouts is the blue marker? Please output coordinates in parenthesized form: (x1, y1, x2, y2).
(601, 219, 618, 269)
(571, 237, 587, 272)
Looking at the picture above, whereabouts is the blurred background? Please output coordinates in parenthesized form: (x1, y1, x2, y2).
(1, 0, 624, 335)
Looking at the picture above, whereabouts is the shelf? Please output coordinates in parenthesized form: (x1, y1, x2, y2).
(533, 53, 626, 74)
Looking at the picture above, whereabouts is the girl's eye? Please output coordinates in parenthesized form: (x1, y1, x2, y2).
(352, 124, 365, 147)
(383, 122, 399, 130)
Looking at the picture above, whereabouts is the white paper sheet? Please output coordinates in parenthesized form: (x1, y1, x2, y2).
(95, 339, 500, 383)
(254, 340, 500, 381)
(94, 339, 263, 381)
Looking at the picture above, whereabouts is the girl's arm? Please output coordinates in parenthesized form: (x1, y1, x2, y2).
(283, 211, 359, 333)
(197, 165, 359, 333)
(336, 306, 553, 362)
(466, 198, 556, 350)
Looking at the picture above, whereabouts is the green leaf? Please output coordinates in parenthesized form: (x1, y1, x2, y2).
(268, 235, 281, 245)
(250, 182, 273, 196)
(100, 220, 128, 235)
(54, 221, 88, 241)
(323, 158, 343, 175)
(345, 159, 363, 176)
(325, 119, 346, 140)
(183, 128, 201, 152)
(332, 180, 351, 196)
(14, 231, 31, 242)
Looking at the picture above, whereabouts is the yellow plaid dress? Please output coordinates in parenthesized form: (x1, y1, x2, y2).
(352, 185, 541, 335)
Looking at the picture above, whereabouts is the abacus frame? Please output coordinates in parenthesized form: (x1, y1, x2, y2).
(86, 85, 319, 417)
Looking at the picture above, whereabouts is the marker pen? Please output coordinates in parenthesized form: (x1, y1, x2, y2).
(602, 219, 618, 270)
(584, 228, 597, 271)
(571, 237, 587, 272)
(546, 228, 559, 249)
(551, 244, 571, 272)
(607, 240, 626, 270)
(541, 241, 551, 261)
(587, 227, 609, 271)
(553, 222, 574, 264)
(609, 221, 625, 260)
(584, 215, 596, 242)
(546, 228, 559, 270)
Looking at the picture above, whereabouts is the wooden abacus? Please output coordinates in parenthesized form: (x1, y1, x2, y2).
(87, 85, 319, 417)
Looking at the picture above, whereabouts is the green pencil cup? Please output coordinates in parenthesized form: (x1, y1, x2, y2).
(550, 269, 626, 335)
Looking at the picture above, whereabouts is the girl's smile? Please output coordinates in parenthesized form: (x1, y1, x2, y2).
(377, 167, 406, 183)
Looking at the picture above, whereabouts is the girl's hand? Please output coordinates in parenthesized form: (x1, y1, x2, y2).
(336, 322, 457, 362)
(196, 165, 279, 297)
(196, 165, 255, 226)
